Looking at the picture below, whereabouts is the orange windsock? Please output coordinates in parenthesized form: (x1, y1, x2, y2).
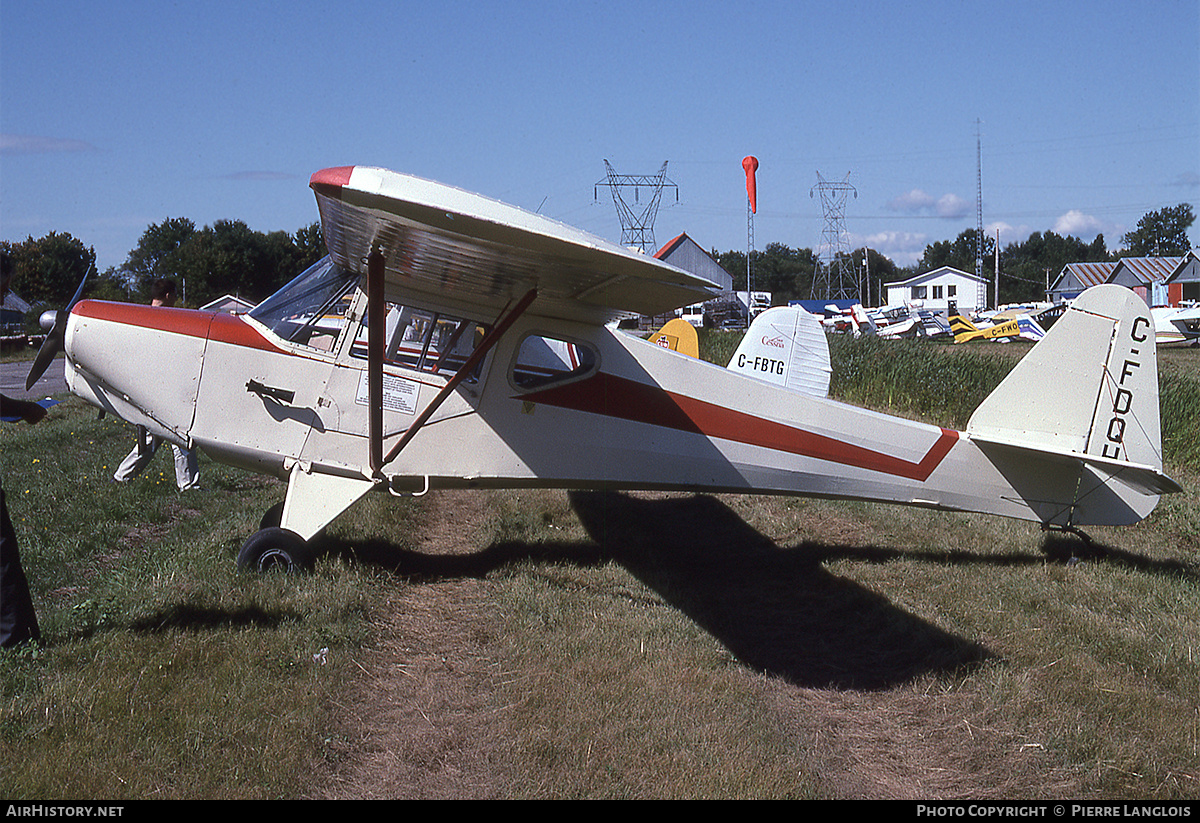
(742, 156, 759, 213)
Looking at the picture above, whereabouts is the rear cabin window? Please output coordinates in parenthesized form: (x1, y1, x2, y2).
(350, 304, 488, 380)
(511, 334, 598, 390)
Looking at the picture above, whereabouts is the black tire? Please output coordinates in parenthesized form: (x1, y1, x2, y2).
(259, 501, 284, 530)
(237, 527, 314, 573)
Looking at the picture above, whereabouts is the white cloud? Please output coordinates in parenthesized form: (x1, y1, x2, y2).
(885, 188, 971, 219)
(988, 221, 1033, 246)
(934, 193, 971, 219)
(854, 230, 929, 266)
(1051, 210, 1121, 241)
(1053, 210, 1101, 237)
(886, 189, 936, 212)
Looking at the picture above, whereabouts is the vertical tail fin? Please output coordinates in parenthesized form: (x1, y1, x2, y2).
(648, 317, 699, 358)
(727, 306, 831, 397)
(966, 284, 1179, 523)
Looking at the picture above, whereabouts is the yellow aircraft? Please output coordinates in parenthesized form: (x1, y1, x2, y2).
(950, 315, 1021, 343)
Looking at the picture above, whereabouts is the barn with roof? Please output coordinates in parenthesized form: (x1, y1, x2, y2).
(1163, 250, 1199, 305)
(1048, 262, 1117, 303)
(883, 266, 988, 315)
(654, 233, 733, 292)
(651, 233, 736, 327)
(1106, 256, 1184, 306)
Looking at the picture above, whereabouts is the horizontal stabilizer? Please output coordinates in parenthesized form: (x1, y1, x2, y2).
(969, 435, 1183, 497)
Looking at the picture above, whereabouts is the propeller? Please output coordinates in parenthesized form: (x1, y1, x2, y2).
(26, 271, 89, 390)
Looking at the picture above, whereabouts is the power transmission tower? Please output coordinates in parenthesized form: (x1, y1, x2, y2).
(810, 171, 858, 301)
(595, 160, 677, 253)
(975, 120, 988, 309)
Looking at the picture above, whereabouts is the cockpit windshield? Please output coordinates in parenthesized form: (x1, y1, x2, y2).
(249, 256, 359, 349)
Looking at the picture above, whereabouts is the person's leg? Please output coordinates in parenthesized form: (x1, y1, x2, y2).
(113, 432, 160, 482)
(173, 447, 200, 490)
(0, 484, 40, 647)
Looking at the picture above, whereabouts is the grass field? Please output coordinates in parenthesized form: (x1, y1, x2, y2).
(1, 335, 1197, 799)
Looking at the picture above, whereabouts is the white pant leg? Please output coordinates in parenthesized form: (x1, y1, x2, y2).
(172, 447, 200, 490)
(113, 436, 161, 482)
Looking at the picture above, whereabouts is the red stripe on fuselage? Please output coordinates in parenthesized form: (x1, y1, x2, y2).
(521, 371, 958, 482)
(72, 300, 281, 352)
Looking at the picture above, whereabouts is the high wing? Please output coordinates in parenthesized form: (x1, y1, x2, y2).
(310, 166, 720, 324)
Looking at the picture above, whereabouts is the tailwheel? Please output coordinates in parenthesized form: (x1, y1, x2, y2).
(1041, 522, 1094, 547)
(237, 527, 314, 573)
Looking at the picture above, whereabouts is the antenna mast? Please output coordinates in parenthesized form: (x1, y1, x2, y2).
(976, 120, 987, 309)
(810, 171, 858, 301)
(595, 160, 677, 253)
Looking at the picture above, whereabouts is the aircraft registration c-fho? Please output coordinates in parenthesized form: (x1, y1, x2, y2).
(28, 165, 1183, 571)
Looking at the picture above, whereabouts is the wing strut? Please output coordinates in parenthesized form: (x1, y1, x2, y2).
(365, 257, 537, 477)
(368, 249, 386, 473)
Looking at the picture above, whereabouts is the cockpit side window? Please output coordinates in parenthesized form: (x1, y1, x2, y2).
(249, 256, 358, 351)
(510, 333, 598, 390)
(349, 303, 488, 381)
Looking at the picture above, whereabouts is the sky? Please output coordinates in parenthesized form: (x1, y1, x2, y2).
(2, 0, 1197, 277)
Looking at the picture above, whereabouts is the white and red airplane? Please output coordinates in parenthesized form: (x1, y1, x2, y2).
(29, 166, 1182, 570)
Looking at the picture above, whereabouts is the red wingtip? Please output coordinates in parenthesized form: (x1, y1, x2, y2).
(309, 166, 355, 193)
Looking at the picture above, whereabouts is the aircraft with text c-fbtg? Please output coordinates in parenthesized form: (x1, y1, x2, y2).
(29, 166, 1183, 570)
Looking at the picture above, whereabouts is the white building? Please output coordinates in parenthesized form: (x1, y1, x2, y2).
(884, 266, 988, 315)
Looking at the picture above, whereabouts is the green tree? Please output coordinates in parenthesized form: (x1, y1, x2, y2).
(293, 222, 325, 269)
(124, 217, 197, 297)
(1000, 230, 1111, 304)
(918, 228, 995, 275)
(124, 218, 324, 307)
(716, 243, 817, 304)
(1121, 203, 1195, 256)
(1, 232, 97, 307)
(858, 247, 897, 307)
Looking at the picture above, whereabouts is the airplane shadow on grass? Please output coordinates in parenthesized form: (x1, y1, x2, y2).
(565, 491, 991, 692)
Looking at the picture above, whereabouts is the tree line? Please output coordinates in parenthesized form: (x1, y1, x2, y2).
(715, 203, 1194, 306)
(2, 204, 1192, 320)
(2, 218, 325, 323)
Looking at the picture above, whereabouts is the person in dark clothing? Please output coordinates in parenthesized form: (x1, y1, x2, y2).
(1, 250, 46, 647)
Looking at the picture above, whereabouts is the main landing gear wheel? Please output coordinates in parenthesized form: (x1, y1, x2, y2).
(259, 501, 284, 530)
(237, 527, 314, 573)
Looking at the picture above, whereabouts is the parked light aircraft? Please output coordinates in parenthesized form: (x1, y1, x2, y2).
(950, 304, 1066, 344)
(28, 166, 1182, 571)
(1152, 303, 1200, 345)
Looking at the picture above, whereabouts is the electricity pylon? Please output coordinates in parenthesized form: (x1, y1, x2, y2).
(595, 160, 677, 253)
(810, 171, 858, 301)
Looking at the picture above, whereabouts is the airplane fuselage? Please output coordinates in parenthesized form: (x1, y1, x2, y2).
(64, 277, 1163, 545)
